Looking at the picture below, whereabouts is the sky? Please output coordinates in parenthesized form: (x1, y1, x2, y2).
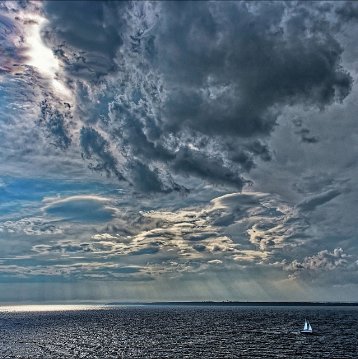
(0, 1, 358, 303)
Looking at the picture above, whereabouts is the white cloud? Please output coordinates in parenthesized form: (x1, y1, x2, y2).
(43, 195, 118, 222)
(282, 248, 358, 284)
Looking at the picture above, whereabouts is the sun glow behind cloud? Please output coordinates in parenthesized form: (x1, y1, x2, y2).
(24, 14, 71, 98)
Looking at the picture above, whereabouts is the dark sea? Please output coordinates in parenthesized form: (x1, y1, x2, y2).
(0, 305, 357, 358)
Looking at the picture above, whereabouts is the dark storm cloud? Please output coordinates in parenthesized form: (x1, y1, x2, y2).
(39, 99, 72, 150)
(42, 1, 126, 80)
(156, 1, 352, 136)
(80, 127, 124, 181)
(172, 147, 246, 188)
(335, 2, 358, 22)
(295, 128, 319, 144)
(6, 1, 353, 194)
(79, 127, 185, 193)
(107, 101, 174, 162)
(128, 160, 174, 193)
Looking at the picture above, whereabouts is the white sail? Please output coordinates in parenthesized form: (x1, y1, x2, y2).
(303, 320, 308, 331)
(302, 319, 313, 333)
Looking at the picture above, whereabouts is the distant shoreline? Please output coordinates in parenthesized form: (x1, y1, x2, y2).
(107, 301, 358, 307)
(1, 302, 358, 308)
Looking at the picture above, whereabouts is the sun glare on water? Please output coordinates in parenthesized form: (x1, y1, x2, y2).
(0, 305, 109, 313)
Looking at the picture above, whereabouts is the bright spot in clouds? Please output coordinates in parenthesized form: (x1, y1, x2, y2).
(25, 14, 71, 98)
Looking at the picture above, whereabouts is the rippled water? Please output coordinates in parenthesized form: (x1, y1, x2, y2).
(0, 305, 357, 358)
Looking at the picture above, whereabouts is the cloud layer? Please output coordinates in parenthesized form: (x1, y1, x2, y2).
(14, 1, 349, 193)
(0, 1, 358, 301)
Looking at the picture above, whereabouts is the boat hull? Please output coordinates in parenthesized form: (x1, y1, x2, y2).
(300, 330, 317, 335)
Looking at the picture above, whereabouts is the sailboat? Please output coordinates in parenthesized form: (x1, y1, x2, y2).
(301, 319, 313, 334)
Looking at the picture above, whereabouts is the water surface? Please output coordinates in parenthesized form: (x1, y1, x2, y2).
(0, 305, 357, 358)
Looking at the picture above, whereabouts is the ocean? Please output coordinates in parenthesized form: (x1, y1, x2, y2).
(0, 305, 357, 358)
